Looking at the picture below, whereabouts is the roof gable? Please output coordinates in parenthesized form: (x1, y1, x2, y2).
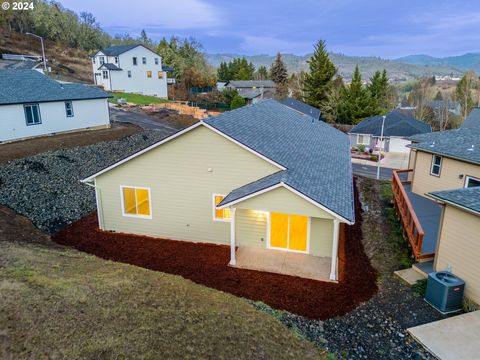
(97, 44, 160, 57)
(429, 187, 480, 214)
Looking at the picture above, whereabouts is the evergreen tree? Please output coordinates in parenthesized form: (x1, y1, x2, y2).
(321, 76, 345, 123)
(257, 65, 269, 80)
(217, 62, 230, 82)
(302, 40, 336, 108)
(367, 69, 395, 112)
(270, 53, 288, 98)
(338, 65, 379, 124)
(456, 71, 477, 120)
(230, 95, 246, 109)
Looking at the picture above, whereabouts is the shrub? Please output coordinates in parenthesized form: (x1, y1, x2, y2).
(358, 144, 365, 153)
(230, 95, 246, 110)
(370, 155, 378, 161)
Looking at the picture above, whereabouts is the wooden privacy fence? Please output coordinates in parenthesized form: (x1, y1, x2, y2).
(392, 169, 426, 260)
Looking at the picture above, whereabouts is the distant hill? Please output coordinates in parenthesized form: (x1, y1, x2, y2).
(395, 53, 480, 73)
(205, 52, 463, 81)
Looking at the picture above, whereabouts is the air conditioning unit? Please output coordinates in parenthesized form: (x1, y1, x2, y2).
(425, 271, 464, 314)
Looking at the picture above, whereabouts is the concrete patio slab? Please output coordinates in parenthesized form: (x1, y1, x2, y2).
(394, 268, 426, 285)
(234, 247, 332, 282)
(408, 311, 480, 360)
(351, 151, 410, 170)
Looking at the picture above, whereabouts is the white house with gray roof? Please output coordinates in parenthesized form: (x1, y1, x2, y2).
(0, 69, 110, 143)
(82, 100, 354, 281)
(92, 44, 168, 98)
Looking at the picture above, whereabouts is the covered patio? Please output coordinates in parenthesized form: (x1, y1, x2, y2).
(233, 247, 334, 282)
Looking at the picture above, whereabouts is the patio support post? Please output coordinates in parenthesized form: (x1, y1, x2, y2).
(229, 207, 237, 266)
(329, 219, 340, 280)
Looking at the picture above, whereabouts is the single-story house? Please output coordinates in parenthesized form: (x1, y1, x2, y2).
(82, 100, 355, 281)
(0, 69, 110, 143)
(428, 100, 461, 116)
(278, 98, 321, 120)
(225, 80, 277, 100)
(462, 107, 480, 128)
(349, 110, 432, 153)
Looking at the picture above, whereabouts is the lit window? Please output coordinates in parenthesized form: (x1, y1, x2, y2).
(128, 70, 132, 78)
(213, 194, 231, 221)
(133, 57, 137, 65)
(121, 186, 151, 218)
(155, 58, 159, 65)
(158, 71, 163, 79)
(142, 57, 147, 64)
(102, 70, 108, 79)
(430, 155, 442, 176)
(65, 101, 74, 117)
(24, 104, 41, 125)
(147, 71, 152, 78)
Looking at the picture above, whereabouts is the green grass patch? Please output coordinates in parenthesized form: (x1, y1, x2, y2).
(108, 92, 170, 105)
(381, 183, 415, 269)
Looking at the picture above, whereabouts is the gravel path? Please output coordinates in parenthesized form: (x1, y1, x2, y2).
(0, 129, 175, 233)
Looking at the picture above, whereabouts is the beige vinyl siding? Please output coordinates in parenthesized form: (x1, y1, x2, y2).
(95, 125, 279, 244)
(435, 206, 480, 304)
(234, 186, 335, 219)
(236, 209, 268, 248)
(412, 151, 480, 196)
(310, 218, 333, 257)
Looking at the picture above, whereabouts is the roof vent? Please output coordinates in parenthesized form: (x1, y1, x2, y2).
(429, 141, 435, 148)
(467, 145, 474, 151)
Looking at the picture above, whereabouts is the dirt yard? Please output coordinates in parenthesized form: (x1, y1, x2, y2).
(52, 180, 378, 320)
(0, 122, 142, 165)
(0, 205, 327, 359)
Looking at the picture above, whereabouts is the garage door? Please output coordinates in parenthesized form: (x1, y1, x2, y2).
(389, 138, 411, 153)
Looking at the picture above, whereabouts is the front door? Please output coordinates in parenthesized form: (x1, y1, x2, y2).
(270, 212, 308, 252)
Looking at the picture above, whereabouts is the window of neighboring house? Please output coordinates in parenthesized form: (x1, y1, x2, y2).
(65, 101, 74, 117)
(114, 56, 118, 64)
(128, 70, 132, 78)
(92, 57, 95, 64)
(465, 175, 480, 188)
(102, 70, 109, 79)
(142, 57, 147, 64)
(154, 57, 159, 65)
(147, 71, 152, 78)
(133, 57, 137, 65)
(430, 155, 442, 176)
(357, 134, 370, 145)
(213, 194, 231, 222)
(99, 56, 105, 65)
(24, 104, 41, 126)
(158, 71, 163, 79)
(121, 186, 151, 218)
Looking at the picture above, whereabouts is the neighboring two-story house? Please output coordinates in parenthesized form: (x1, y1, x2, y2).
(392, 126, 480, 305)
(91, 44, 168, 98)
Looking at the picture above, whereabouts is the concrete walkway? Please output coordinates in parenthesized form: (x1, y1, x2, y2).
(352, 151, 410, 170)
(109, 105, 178, 132)
(408, 311, 480, 360)
(233, 247, 332, 282)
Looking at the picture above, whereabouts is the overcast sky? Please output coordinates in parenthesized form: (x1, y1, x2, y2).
(59, 0, 480, 58)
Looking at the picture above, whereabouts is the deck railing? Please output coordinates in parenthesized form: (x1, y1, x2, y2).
(392, 169, 425, 259)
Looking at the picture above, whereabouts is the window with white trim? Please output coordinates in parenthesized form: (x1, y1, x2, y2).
(102, 70, 109, 79)
(24, 104, 41, 125)
(155, 57, 159, 65)
(99, 56, 105, 65)
(465, 175, 480, 188)
(121, 186, 151, 218)
(128, 70, 132, 78)
(114, 56, 118, 64)
(430, 155, 442, 176)
(133, 57, 137, 65)
(65, 101, 74, 117)
(357, 134, 370, 145)
(142, 57, 147, 65)
(213, 194, 231, 221)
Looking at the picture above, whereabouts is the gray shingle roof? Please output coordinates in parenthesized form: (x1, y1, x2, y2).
(462, 108, 480, 128)
(429, 187, 480, 214)
(0, 69, 110, 105)
(278, 98, 321, 120)
(237, 88, 262, 100)
(99, 44, 141, 56)
(226, 80, 277, 89)
(349, 110, 431, 137)
(99, 63, 122, 71)
(409, 128, 480, 165)
(428, 100, 460, 111)
(204, 99, 355, 223)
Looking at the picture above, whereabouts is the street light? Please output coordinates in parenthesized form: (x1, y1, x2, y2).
(376, 115, 386, 180)
(26, 32, 47, 72)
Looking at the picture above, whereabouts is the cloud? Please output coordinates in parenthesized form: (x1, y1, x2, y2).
(240, 35, 312, 55)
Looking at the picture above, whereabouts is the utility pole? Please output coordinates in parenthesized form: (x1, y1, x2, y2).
(376, 115, 386, 180)
(26, 32, 47, 72)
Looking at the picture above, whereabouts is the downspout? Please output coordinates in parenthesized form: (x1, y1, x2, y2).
(81, 178, 105, 230)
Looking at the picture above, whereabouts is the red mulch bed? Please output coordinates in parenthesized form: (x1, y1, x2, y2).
(52, 180, 378, 319)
